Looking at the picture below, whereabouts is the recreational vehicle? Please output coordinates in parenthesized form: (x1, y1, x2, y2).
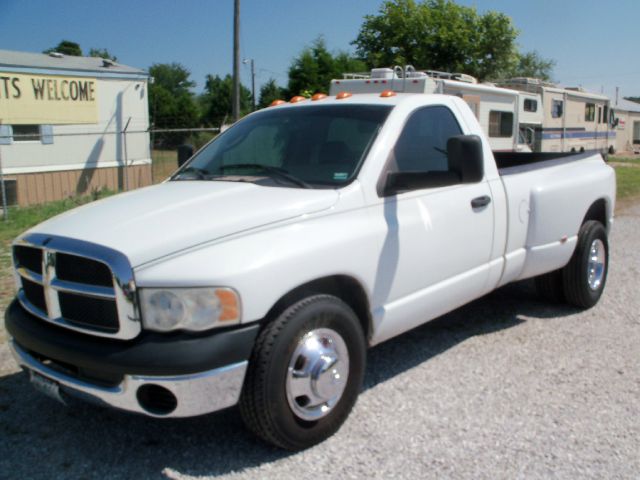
(499, 78, 616, 154)
(330, 66, 533, 152)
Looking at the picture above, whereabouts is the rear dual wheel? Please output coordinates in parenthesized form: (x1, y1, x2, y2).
(535, 220, 608, 308)
(239, 295, 366, 450)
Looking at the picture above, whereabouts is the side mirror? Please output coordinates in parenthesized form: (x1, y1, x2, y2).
(447, 134, 484, 183)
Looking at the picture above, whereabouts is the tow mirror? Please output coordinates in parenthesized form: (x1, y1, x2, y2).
(447, 135, 484, 183)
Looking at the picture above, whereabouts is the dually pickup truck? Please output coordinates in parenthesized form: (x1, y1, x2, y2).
(6, 92, 615, 450)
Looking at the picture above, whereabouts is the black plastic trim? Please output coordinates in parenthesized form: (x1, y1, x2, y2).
(5, 299, 260, 376)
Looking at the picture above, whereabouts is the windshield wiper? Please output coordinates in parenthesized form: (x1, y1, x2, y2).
(218, 164, 312, 188)
(174, 166, 211, 180)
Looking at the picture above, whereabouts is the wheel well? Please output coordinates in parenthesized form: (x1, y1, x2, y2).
(582, 198, 608, 229)
(264, 275, 372, 341)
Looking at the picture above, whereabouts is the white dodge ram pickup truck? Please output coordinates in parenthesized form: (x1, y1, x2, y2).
(6, 92, 616, 450)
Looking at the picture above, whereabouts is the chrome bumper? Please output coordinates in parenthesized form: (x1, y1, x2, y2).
(10, 339, 247, 418)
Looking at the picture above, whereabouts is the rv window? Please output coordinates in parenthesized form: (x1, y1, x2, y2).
(602, 106, 608, 124)
(551, 100, 563, 118)
(585, 103, 595, 122)
(524, 99, 537, 112)
(12, 125, 41, 142)
(489, 111, 514, 138)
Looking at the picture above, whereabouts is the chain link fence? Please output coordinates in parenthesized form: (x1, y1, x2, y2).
(150, 128, 219, 183)
(0, 127, 219, 217)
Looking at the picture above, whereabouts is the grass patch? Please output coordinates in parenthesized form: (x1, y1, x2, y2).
(615, 164, 640, 200)
(610, 155, 640, 165)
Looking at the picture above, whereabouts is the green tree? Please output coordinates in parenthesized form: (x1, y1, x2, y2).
(89, 48, 117, 62)
(199, 74, 251, 127)
(625, 97, 640, 104)
(288, 38, 366, 96)
(44, 40, 82, 56)
(352, 0, 522, 81)
(503, 51, 555, 81)
(258, 78, 285, 108)
(148, 63, 199, 144)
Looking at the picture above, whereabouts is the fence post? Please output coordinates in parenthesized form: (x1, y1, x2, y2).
(0, 120, 8, 221)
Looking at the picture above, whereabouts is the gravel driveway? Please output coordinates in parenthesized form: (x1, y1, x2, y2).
(0, 203, 638, 480)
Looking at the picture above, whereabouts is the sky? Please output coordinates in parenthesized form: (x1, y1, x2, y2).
(1, 0, 639, 104)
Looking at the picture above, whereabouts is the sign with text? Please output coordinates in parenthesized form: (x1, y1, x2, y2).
(0, 72, 98, 124)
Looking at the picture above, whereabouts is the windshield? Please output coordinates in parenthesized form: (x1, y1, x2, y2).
(172, 104, 392, 188)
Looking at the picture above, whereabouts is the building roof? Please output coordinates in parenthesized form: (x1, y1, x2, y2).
(0, 49, 147, 77)
(614, 97, 640, 114)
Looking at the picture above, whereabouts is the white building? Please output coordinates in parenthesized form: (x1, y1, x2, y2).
(612, 98, 640, 154)
(0, 49, 151, 206)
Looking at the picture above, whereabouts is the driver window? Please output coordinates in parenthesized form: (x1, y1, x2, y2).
(393, 106, 463, 172)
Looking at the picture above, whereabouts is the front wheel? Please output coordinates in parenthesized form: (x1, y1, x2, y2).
(562, 220, 609, 308)
(239, 295, 366, 450)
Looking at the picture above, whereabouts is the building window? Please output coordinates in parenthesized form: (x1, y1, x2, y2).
(12, 125, 41, 142)
(585, 103, 595, 122)
(524, 99, 537, 112)
(551, 100, 563, 118)
(489, 111, 514, 138)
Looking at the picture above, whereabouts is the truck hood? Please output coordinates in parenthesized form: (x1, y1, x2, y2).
(27, 181, 339, 266)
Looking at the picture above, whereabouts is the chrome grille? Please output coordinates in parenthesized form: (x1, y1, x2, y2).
(13, 233, 140, 340)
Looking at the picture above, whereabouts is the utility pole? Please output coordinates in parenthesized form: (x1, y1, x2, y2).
(615, 87, 619, 106)
(232, 0, 241, 122)
(244, 58, 256, 111)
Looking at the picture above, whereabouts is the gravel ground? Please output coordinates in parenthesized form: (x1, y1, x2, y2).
(0, 203, 638, 480)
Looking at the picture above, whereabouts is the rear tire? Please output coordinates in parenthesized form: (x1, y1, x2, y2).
(239, 295, 366, 450)
(562, 220, 609, 308)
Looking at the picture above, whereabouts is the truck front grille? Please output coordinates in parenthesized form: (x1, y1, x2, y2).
(59, 292, 119, 333)
(14, 245, 43, 275)
(21, 278, 47, 313)
(13, 234, 140, 340)
(56, 252, 114, 287)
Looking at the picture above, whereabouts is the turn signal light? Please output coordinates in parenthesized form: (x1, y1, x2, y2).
(380, 90, 396, 98)
(312, 93, 327, 101)
(290, 96, 306, 103)
(270, 99, 286, 107)
(336, 91, 352, 100)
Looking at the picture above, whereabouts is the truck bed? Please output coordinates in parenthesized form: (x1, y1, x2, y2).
(493, 151, 597, 171)
(493, 151, 615, 287)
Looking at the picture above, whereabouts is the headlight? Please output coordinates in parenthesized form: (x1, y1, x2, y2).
(139, 287, 240, 332)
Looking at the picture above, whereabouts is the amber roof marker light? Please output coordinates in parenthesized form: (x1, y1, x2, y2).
(380, 90, 397, 98)
(312, 93, 328, 101)
(269, 99, 286, 107)
(336, 91, 352, 100)
(290, 96, 306, 103)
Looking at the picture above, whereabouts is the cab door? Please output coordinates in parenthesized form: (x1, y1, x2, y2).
(372, 105, 495, 343)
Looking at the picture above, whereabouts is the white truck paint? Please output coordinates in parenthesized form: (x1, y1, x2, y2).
(7, 93, 616, 449)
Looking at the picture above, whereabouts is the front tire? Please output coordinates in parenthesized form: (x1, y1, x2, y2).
(562, 220, 609, 308)
(239, 295, 366, 450)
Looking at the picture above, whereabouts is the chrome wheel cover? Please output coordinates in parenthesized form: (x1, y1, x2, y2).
(587, 239, 606, 291)
(286, 328, 349, 421)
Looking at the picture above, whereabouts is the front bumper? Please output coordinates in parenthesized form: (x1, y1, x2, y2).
(10, 340, 248, 417)
(5, 299, 260, 418)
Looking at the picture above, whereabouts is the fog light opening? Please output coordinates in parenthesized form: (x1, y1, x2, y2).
(136, 384, 178, 415)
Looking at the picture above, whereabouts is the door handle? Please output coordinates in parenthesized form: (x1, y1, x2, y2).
(471, 195, 491, 209)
